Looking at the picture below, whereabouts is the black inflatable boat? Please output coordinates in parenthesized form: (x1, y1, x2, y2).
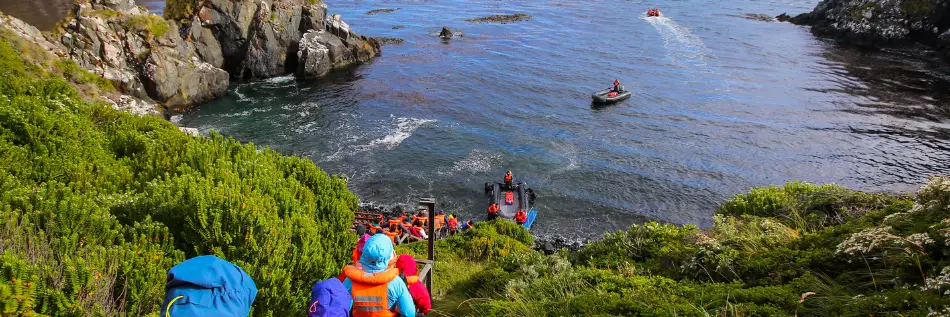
(484, 182, 539, 229)
(592, 88, 632, 104)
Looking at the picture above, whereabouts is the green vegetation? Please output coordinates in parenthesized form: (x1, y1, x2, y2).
(414, 179, 950, 316)
(902, 0, 934, 17)
(0, 28, 356, 317)
(53, 60, 114, 93)
(123, 14, 170, 38)
(163, 0, 196, 23)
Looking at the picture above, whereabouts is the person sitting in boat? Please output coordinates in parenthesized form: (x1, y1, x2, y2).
(612, 79, 621, 92)
(487, 203, 500, 220)
(504, 171, 513, 187)
(514, 209, 528, 225)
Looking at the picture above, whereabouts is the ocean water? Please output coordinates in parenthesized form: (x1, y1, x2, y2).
(6, 0, 949, 241)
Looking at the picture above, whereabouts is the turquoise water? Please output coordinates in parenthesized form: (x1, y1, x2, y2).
(160, 0, 950, 241)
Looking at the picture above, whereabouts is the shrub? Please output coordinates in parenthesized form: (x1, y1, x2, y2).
(0, 28, 356, 316)
(123, 14, 170, 38)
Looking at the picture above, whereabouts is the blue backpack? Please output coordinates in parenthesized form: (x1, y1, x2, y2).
(161, 255, 258, 317)
(308, 278, 351, 317)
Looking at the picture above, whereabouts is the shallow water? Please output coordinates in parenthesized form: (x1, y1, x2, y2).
(9, 0, 950, 241)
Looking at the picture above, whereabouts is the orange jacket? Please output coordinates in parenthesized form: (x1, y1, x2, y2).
(434, 215, 445, 229)
(514, 210, 527, 224)
(344, 265, 401, 317)
(488, 204, 500, 214)
(504, 173, 512, 182)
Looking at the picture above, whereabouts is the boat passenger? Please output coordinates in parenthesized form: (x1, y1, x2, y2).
(514, 209, 528, 225)
(613, 79, 621, 92)
(504, 171, 513, 187)
(487, 203, 500, 219)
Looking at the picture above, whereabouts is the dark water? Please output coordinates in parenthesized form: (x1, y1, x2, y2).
(9, 0, 950, 241)
(0, 0, 165, 30)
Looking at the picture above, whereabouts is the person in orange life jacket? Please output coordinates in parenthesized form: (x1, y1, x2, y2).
(504, 171, 513, 187)
(410, 220, 428, 240)
(393, 254, 431, 315)
(487, 203, 500, 220)
(612, 79, 621, 93)
(514, 209, 528, 225)
(343, 234, 416, 317)
(447, 214, 459, 234)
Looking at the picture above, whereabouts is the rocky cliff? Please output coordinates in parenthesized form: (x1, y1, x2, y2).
(0, 0, 380, 115)
(789, 0, 950, 54)
(168, 0, 380, 80)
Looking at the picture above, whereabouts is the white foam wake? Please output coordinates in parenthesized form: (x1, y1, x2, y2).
(362, 117, 436, 150)
(643, 15, 710, 70)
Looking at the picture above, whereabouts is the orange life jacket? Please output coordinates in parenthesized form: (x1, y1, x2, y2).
(384, 231, 399, 244)
(448, 217, 458, 228)
(488, 204, 499, 214)
(398, 215, 406, 223)
(417, 216, 429, 226)
(387, 220, 402, 235)
(514, 210, 527, 223)
(344, 265, 400, 317)
(504, 173, 512, 182)
(434, 215, 445, 229)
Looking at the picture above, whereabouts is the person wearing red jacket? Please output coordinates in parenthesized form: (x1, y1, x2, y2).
(394, 254, 432, 315)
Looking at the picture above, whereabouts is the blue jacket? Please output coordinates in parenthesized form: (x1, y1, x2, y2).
(343, 234, 416, 317)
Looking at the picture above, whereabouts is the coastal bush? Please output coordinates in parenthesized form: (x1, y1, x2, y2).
(0, 29, 356, 316)
(422, 178, 950, 316)
(162, 0, 196, 22)
(123, 14, 170, 38)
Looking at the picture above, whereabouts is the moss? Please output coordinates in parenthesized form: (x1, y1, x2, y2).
(307, 0, 323, 4)
(163, 0, 196, 22)
(902, 0, 934, 17)
(123, 14, 171, 38)
(54, 59, 115, 93)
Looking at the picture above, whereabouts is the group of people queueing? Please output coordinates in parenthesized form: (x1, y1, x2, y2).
(334, 233, 432, 317)
(159, 234, 435, 317)
(359, 208, 475, 247)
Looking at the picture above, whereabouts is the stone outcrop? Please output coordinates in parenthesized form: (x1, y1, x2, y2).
(787, 0, 950, 53)
(175, 0, 379, 80)
(296, 28, 380, 78)
(55, 0, 228, 112)
(440, 26, 453, 39)
(2, 0, 380, 115)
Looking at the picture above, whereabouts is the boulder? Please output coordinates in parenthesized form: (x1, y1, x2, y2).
(776, 13, 792, 22)
(299, 2, 328, 32)
(296, 30, 331, 78)
(241, 0, 303, 78)
(110, 95, 161, 117)
(88, 0, 141, 13)
(295, 28, 380, 78)
(440, 26, 453, 38)
(56, 0, 230, 111)
(789, 0, 948, 49)
(176, 0, 375, 79)
(0, 14, 65, 56)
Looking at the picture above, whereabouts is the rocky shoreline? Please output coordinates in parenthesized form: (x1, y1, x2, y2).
(0, 0, 380, 118)
(783, 0, 950, 57)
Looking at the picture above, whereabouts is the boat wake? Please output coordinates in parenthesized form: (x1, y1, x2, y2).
(359, 116, 436, 151)
(323, 116, 437, 162)
(643, 15, 710, 71)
